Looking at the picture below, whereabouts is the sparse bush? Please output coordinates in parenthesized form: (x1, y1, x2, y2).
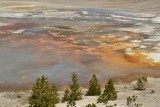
(85, 103, 97, 107)
(114, 103, 117, 106)
(150, 90, 155, 94)
(134, 77, 147, 90)
(97, 79, 117, 104)
(62, 72, 82, 104)
(17, 95, 21, 98)
(28, 76, 59, 107)
(86, 74, 101, 96)
(127, 95, 142, 107)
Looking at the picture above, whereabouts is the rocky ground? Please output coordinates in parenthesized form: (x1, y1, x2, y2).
(0, 77, 159, 107)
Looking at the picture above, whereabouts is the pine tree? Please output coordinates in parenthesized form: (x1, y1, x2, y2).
(52, 84, 60, 104)
(62, 72, 82, 103)
(62, 88, 70, 103)
(97, 79, 117, 104)
(28, 76, 59, 107)
(67, 95, 76, 107)
(69, 72, 82, 100)
(86, 74, 101, 96)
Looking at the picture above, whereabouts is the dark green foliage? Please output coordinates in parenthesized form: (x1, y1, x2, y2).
(134, 77, 147, 90)
(67, 96, 76, 107)
(85, 103, 97, 107)
(127, 95, 142, 107)
(127, 95, 137, 107)
(52, 84, 60, 104)
(62, 72, 82, 104)
(86, 74, 101, 96)
(17, 95, 21, 98)
(97, 79, 117, 104)
(69, 72, 82, 100)
(28, 76, 59, 107)
(62, 88, 70, 103)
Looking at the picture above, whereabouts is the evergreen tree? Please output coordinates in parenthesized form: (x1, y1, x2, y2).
(62, 72, 82, 103)
(52, 84, 60, 104)
(69, 72, 82, 100)
(28, 76, 59, 107)
(67, 95, 76, 107)
(62, 88, 70, 103)
(86, 74, 101, 96)
(97, 79, 117, 104)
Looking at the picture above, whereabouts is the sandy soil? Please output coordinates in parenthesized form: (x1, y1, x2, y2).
(0, 77, 159, 107)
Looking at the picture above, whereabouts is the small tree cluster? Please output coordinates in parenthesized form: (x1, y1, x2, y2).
(134, 77, 147, 90)
(85, 103, 97, 107)
(28, 76, 59, 107)
(97, 79, 117, 104)
(86, 74, 101, 96)
(62, 72, 82, 107)
(28, 74, 119, 106)
(127, 95, 142, 107)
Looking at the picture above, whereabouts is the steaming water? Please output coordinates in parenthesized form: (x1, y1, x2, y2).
(0, 0, 160, 91)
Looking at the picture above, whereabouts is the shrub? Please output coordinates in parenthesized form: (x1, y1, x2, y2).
(85, 103, 97, 107)
(28, 76, 59, 107)
(127, 95, 142, 107)
(86, 74, 101, 96)
(97, 79, 117, 104)
(134, 77, 147, 90)
(62, 72, 82, 105)
(17, 95, 21, 98)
